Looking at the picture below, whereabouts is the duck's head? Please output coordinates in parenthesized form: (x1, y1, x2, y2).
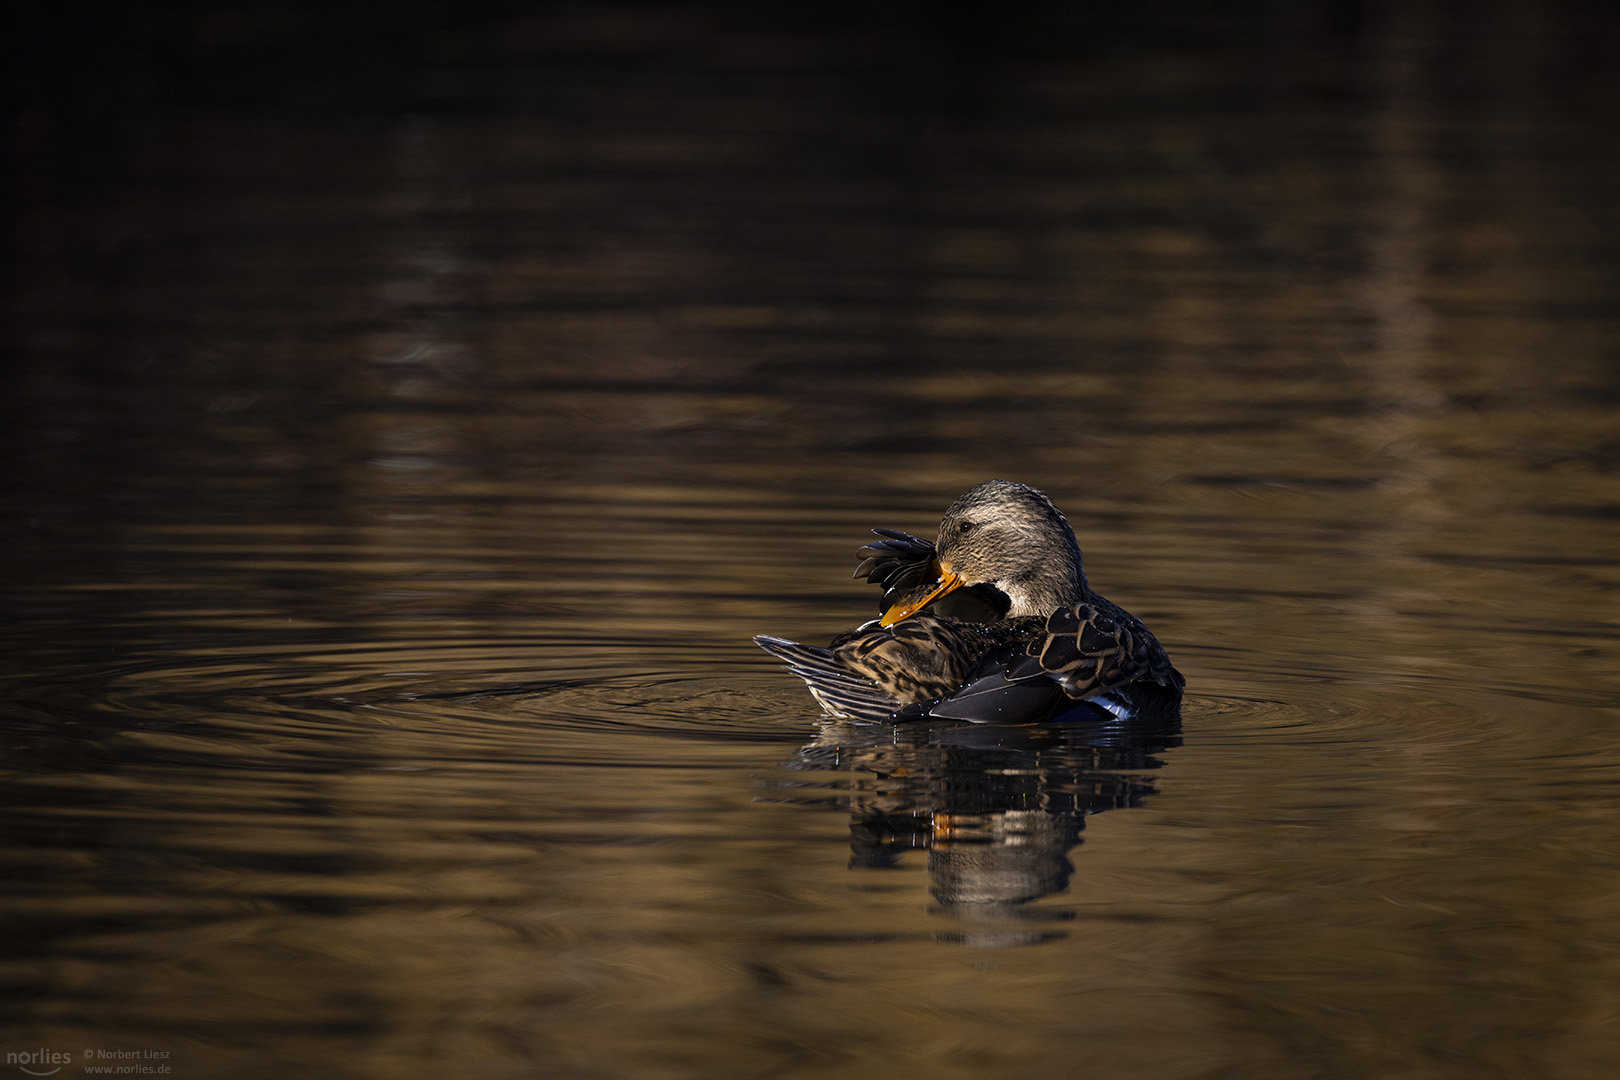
(880, 480, 1087, 626)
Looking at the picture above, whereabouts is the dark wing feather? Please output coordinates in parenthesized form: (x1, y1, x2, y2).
(924, 668, 1066, 722)
(853, 529, 938, 613)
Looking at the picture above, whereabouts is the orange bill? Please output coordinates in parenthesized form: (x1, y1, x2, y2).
(879, 560, 964, 627)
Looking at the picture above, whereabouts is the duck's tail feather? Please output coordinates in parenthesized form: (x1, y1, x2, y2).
(753, 635, 906, 723)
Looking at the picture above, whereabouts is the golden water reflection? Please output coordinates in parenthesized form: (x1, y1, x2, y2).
(5, 2, 1620, 1078)
(782, 715, 1181, 942)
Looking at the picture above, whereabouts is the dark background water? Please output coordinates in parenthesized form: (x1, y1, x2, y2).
(4, 2, 1619, 1078)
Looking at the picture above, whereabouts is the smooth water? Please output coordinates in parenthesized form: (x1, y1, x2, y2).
(4, 4, 1619, 1078)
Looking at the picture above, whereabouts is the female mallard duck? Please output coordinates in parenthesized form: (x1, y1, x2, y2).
(755, 480, 1183, 723)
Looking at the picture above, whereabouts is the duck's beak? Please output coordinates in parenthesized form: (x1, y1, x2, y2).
(879, 558, 965, 627)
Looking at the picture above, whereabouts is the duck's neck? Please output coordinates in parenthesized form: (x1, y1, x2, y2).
(1000, 559, 1087, 617)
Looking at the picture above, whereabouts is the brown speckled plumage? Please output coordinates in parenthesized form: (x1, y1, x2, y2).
(757, 481, 1184, 723)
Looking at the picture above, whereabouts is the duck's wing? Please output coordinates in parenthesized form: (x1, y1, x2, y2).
(921, 661, 1068, 723)
(1023, 599, 1185, 712)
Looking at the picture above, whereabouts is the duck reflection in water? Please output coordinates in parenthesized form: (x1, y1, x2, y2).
(756, 480, 1183, 724)
(785, 714, 1181, 939)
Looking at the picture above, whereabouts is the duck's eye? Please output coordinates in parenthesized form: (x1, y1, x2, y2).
(957, 521, 975, 534)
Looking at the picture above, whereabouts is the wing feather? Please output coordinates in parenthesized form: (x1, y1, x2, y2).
(1030, 598, 1184, 713)
(853, 529, 939, 613)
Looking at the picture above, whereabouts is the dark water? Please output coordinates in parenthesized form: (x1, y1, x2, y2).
(5, 3, 1620, 1078)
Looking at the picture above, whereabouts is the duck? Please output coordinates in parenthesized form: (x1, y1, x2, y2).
(755, 480, 1183, 723)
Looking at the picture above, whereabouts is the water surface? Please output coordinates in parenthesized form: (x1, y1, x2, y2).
(4, 4, 1620, 1078)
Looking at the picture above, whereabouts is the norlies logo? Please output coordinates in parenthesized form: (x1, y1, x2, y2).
(6, 1049, 72, 1077)
(6, 1049, 172, 1077)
